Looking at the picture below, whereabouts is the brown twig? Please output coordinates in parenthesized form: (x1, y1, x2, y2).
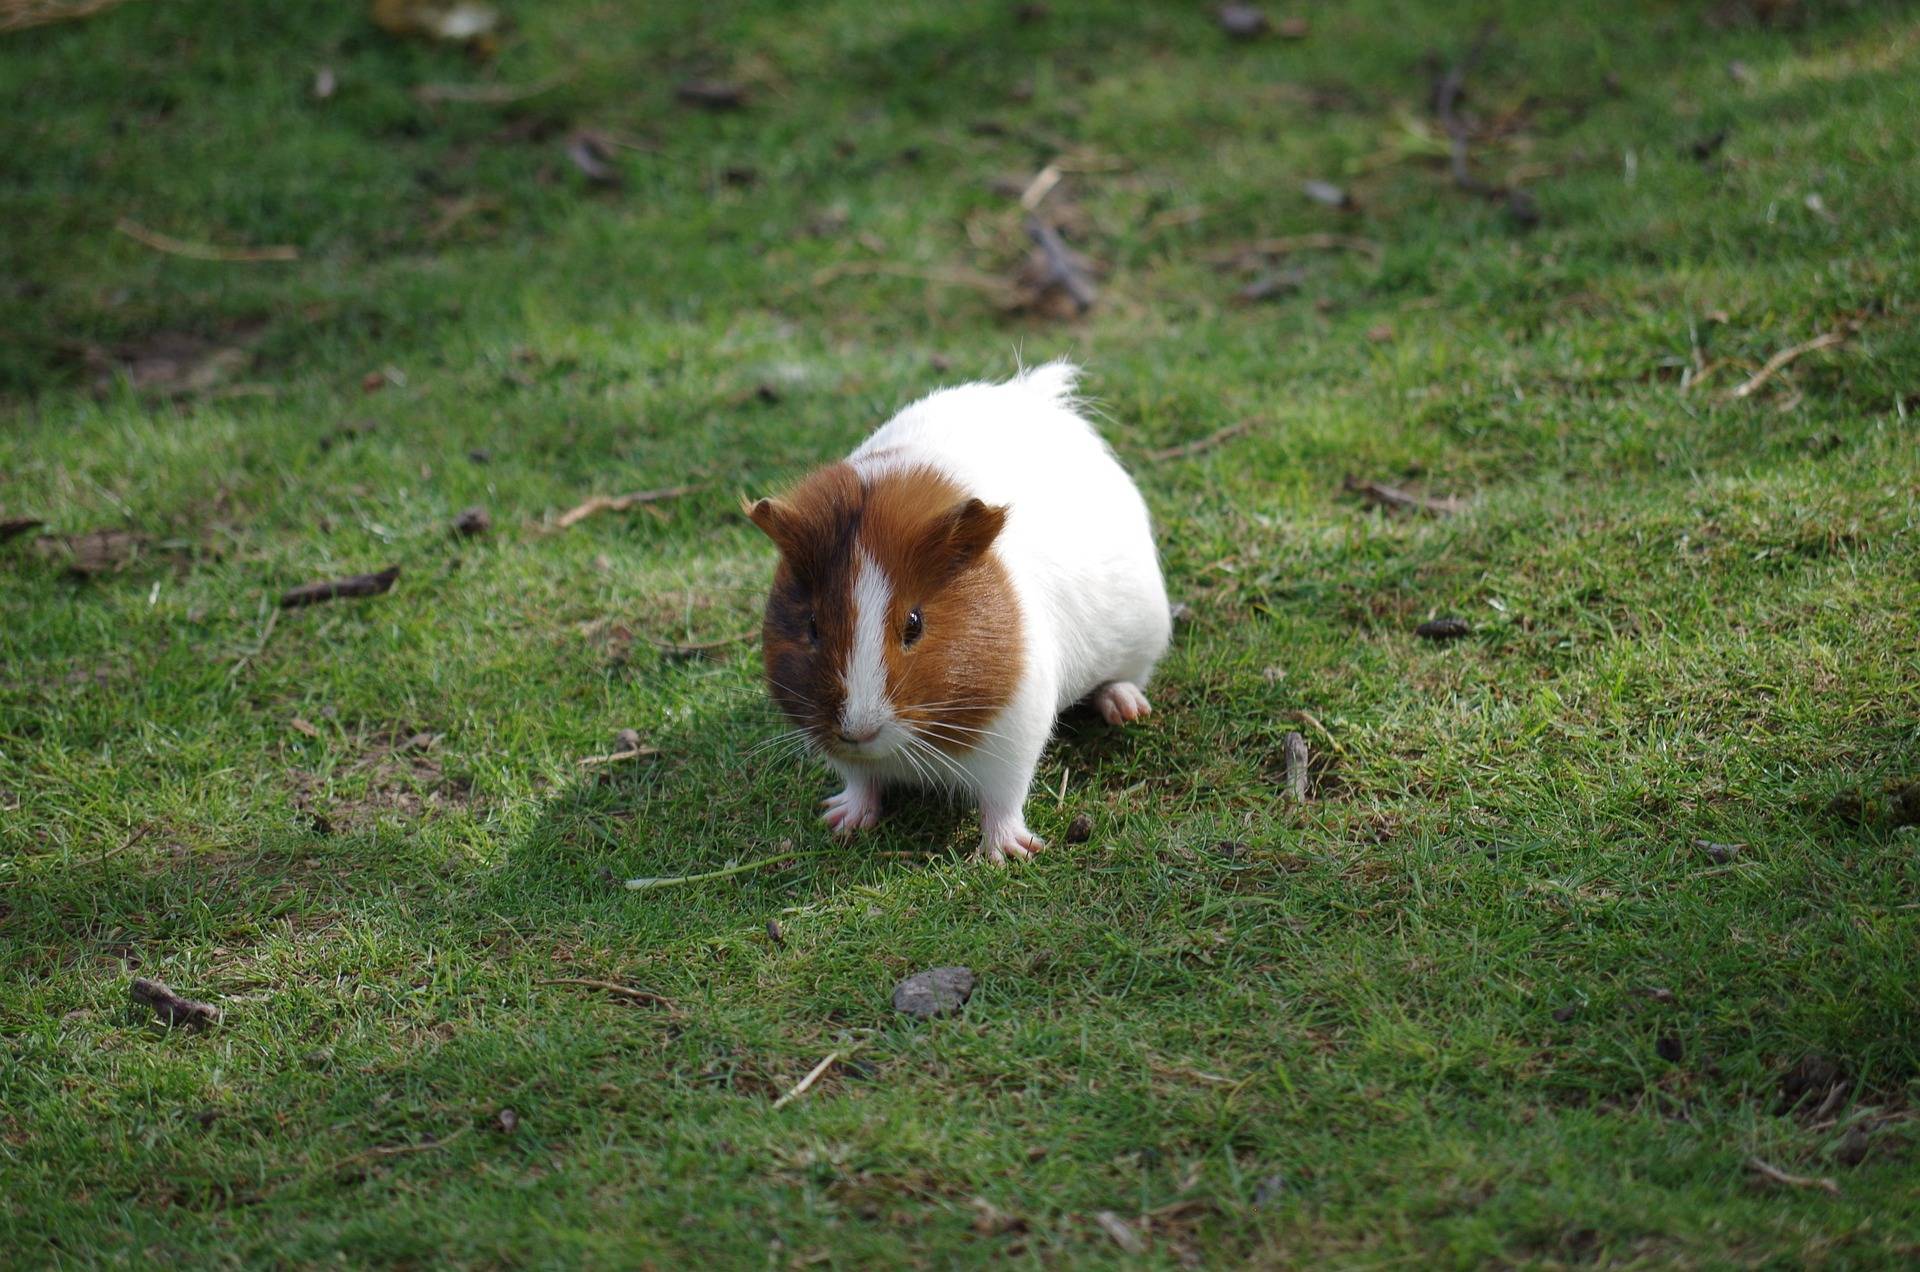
(1024, 215, 1098, 312)
(1, 516, 43, 543)
(1143, 421, 1252, 463)
(328, 1128, 467, 1175)
(0, 0, 134, 34)
(1344, 476, 1466, 516)
(412, 75, 567, 105)
(575, 746, 660, 768)
(1745, 1157, 1840, 1196)
(115, 218, 298, 263)
(1428, 24, 1538, 225)
(1433, 23, 1498, 195)
(554, 484, 703, 529)
(1726, 331, 1847, 400)
(538, 977, 677, 1009)
(279, 565, 399, 609)
(771, 1050, 842, 1109)
(130, 977, 221, 1029)
(1208, 233, 1384, 265)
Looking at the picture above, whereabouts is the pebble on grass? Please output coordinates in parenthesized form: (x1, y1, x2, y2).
(892, 967, 974, 1019)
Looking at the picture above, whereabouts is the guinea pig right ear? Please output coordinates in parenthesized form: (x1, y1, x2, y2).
(743, 495, 795, 555)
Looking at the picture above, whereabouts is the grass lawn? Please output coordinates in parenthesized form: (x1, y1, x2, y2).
(3, 0, 1918, 1265)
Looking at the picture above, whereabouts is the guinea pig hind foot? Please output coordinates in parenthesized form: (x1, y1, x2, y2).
(1093, 681, 1152, 726)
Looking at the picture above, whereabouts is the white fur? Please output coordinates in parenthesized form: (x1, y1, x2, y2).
(828, 360, 1172, 862)
(840, 547, 894, 744)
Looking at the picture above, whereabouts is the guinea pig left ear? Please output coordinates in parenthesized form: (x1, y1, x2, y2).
(935, 497, 1008, 572)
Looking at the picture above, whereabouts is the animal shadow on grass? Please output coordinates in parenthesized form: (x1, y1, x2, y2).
(474, 674, 1156, 939)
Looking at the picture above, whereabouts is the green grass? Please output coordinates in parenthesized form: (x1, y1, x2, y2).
(3, 0, 1918, 1265)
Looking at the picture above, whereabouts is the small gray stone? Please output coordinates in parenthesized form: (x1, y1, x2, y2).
(614, 728, 643, 753)
(891, 966, 974, 1019)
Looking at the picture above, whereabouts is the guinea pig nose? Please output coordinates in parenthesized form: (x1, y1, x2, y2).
(839, 728, 880, 745)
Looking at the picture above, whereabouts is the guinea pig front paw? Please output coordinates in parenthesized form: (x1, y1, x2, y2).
(1093, 680, 1152, 725)
(974, 824, 1045, 865)
(821, 784, 882, 836)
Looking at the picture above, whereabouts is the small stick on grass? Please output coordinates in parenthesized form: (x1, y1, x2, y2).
(116, 218, 299, 263)
(554, 484, 703, 529)
(771, 1050, 842, 1109)
(1726, 331, 1847, 400)
(1433, 22, 1498, 195)
(1144, 421, 1252, 463)
(538, 978, 676, 1009)
(130, 977, 221, 1030)
(576, 746, 659, 768)
(328, 1128, 468, 1175)
(1344, 477, 1466, 516)
(1208, 233, 1384, 265)
(621, 847, 830, 891)
(412, 75, 568, 105)
(1, 516, 43, 543)
(1282, 731, 1310, 801)
(1024, 215, 1097, 312)
(1, 0, 135, 33)
(279, 565, 399, 609)
(1745, 1157, 1841, 1196)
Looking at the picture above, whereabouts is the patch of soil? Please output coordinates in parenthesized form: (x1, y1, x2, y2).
(69, 320, 269, 397)
(291, 727, 478, 831)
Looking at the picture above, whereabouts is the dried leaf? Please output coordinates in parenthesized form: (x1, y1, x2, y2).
(1093, 1211, 1146, 1254)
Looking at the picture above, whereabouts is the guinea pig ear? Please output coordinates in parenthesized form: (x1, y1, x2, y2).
(933, 497, 1008, 574)
(743, 495, 797, 556)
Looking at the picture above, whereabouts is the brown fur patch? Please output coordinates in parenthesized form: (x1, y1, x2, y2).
(748, 462, 1024, 757)
(859, 467, 1022, 751)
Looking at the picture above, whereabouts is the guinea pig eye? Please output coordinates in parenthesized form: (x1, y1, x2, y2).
(902, 606, 924, 648)
(806, 613, 820, 645)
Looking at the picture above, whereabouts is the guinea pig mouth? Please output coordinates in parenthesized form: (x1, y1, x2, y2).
(827, 725, 897, 760)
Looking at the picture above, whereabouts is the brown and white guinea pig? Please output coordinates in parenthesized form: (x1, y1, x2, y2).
(744, 362, 1170, 864)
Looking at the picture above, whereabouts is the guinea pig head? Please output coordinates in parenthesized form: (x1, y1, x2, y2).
(747, 463, 1025, 764)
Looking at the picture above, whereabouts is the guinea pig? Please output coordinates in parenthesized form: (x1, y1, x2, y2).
(744, 362, 1171, 863)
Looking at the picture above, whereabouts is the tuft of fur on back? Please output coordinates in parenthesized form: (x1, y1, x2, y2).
(1013, 359, 1080, 404)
